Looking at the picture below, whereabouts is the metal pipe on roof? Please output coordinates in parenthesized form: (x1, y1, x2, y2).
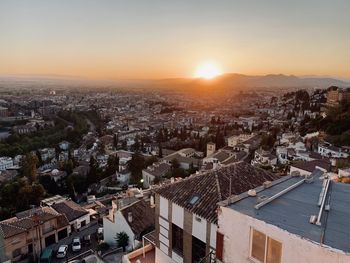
(316, 179, 330, 226)
(254, 179, 305, 210)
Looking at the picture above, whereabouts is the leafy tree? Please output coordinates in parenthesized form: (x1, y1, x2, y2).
(22, 153, 39, 182)
(115, 231, 129, 252)
(261, 134, 276, 150)
(128, 153, 145, 184)
(88, 155, 99, 184)
(121, 139, 127, 150)
(113, 133, 119, 149)
(105, 155, 118, 176)
(171, 158, 180, 169)
(39, 176, 59, 195)
(158, 142, 163, 158)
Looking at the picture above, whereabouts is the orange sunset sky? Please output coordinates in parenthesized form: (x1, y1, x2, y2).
(1, 0, 350, 80)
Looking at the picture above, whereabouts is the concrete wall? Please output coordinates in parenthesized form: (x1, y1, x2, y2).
(74, 213, 90, 230)
(192, 215, 206, 243)
(172, 203, 184, 228)
(289, 166, 312, 176)
(156, 247, 177, 263)
(218, 206, 350, 263)
(103, 210, 135, 250)
(156, 194, 215, 263)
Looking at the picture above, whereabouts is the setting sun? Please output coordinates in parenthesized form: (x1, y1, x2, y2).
(195, 63, 222, 79)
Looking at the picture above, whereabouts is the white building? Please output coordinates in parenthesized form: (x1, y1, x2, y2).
(52, 200, 90, 231)
(227, 134, 254, 147)
(318, 143, 349, 159)
(154, 162, 277, 263)
(217, 172, 350, 263)
(0, 157, 14, 171)
(142, 162, 171, 188)
(103, 199, 154, 249)
(251, 149, 277, 168)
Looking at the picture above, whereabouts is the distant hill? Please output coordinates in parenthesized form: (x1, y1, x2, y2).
(155, 73, 350, 90)
(0, 73, 349, 91)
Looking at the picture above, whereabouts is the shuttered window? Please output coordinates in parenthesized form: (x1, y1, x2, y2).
(216, 231, 224, 261)
(250, 228, 282, 263)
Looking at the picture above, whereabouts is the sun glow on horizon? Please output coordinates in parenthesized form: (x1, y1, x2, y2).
(194, 62, 222, 79)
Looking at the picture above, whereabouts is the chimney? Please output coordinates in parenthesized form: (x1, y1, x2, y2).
(150, 195, 155, 207)
(213, 159, 219, 170)
(128, 212, 133, 223)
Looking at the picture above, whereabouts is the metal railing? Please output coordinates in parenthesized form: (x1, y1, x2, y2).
(198, 251, 217, 263)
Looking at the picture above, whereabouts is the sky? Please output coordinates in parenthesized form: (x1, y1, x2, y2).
(0, 0, 349, 79)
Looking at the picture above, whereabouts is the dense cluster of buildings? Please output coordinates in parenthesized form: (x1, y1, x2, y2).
(1, 86, 350, 262)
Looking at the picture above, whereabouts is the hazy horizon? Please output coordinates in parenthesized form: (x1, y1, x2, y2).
(1, 0, 350, 79)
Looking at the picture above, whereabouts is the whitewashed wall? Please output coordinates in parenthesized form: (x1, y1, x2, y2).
(218, 206, 350, 263)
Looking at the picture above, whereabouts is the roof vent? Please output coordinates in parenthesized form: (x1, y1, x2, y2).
(309, 215, 317, 224)
(248, 189, 257, 197)
(128, 212, 132, 223)
(291, 171, 300, 177)
(263, 181, 272, 188)
(325, 204, 330, 211)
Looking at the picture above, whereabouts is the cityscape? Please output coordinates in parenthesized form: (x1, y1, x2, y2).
(1, 1, 350, 263)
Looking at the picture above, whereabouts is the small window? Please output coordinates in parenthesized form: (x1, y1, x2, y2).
(12, 248, 21, 257)
(189, 194, 201, 205)
(250, 228, 282, 263)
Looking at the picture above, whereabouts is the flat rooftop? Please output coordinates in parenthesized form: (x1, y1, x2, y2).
(227, 170, 350, 253)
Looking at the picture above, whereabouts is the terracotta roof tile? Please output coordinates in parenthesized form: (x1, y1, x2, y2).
(52, 200, 88, 222)
(156, 161, 278, 223)
(120, 199, 154, 239)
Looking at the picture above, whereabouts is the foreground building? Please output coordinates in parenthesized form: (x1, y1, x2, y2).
(154, 161, 277, 263)
(0, 207, 70, 262)
(217, 170, 350, 263)
(104, 199, 155, 250)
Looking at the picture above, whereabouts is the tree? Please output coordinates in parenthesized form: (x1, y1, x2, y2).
(22, 153, 39, 182)
(105, 155, 118, 176)
(158, 142, 163, 158)
(131, 137, 140, 152)
(113, 133, 119, 150)
(127, 153, 145, 184)
(115, 231, 129, 252)
(171, 158, 180, 169)
(88, 155, 99, 184)
(121, 139, 127, 150)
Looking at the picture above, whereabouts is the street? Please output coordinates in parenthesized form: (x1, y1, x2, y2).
(49, 222, 100, 263)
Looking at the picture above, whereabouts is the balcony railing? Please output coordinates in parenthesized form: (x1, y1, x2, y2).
(198, 251, 219, 263)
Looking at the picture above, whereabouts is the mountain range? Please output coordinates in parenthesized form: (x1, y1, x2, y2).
(0, 73, 349, 91)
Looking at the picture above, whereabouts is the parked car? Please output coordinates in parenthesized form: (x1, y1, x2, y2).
(56, 245, 68, 258)
(40, 248, 53, 263)
(72, 237, 82, 252)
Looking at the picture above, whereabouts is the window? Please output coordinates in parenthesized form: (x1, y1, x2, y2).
(250, 228, 282, 263)
(172, 224, 183, 256)
(192, 236, 206, 262)
(12, 248, 21, 258)
(189, 194, 201, 205)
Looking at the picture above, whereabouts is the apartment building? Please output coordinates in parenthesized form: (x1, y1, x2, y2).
(0, 207, 70, 262)
(217, 170, 350, 263)
(154, 162, 278, 263)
